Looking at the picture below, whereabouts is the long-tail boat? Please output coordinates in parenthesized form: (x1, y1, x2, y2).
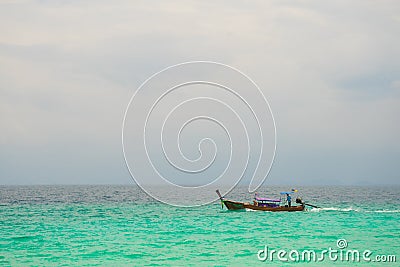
(216, 189, 308, 212)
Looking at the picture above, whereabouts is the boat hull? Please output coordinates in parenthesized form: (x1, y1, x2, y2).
(223, 200, 304, 212)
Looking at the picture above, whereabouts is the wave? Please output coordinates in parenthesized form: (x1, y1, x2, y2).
(365, 210, 400, 213)
(309, 207, 359, 212)
(309, 207, 400, 213)
(245, 208, 259, 212)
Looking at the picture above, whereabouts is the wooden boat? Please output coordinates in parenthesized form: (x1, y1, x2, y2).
(222, 199, 305, 211)
(216, 189, 306, 212)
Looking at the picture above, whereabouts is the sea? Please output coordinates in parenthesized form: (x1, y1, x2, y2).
(0, 185, 399, 266)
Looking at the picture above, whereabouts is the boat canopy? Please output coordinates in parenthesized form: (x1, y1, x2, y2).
(255, 197, 280, 202)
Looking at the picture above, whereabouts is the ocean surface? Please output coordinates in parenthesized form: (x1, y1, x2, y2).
(0, 185, 399, 266)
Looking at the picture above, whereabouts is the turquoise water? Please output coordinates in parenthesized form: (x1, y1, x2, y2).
(1, 185, 399, 266)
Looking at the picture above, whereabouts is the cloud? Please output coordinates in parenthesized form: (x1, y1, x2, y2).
(0, 0, 399, 184)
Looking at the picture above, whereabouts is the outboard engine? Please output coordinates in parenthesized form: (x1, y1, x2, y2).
(296, 197, 304, 205)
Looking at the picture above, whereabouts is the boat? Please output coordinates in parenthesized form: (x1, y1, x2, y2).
(216, 189, 307, 212)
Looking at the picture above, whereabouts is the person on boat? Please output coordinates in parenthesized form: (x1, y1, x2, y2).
(286, 194, 292, 207)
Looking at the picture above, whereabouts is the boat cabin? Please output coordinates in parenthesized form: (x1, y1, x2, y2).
(253, 193, 280, 207)
(254, 190, 301, 208)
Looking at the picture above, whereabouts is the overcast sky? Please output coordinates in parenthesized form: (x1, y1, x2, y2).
(1, 0, 399, 186)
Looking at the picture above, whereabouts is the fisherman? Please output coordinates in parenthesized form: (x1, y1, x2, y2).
(286, 193, 292, 207)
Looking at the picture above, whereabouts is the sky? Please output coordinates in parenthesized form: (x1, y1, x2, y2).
(0, 0, 399, 186)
